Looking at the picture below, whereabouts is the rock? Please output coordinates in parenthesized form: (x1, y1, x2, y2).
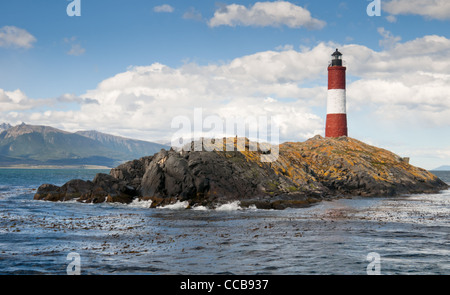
(34, 180, 93, 202)
(110, 156, 152, 189)
(35, 173, 138, 204)
(34, 136, 449, 209)
(34, 184, 64, 202)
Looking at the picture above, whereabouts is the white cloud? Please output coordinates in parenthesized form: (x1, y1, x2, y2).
(153, 4, 174, 13)
(275, 44, 294, 51)
(384, 0, 450, 20)
(385, 15, 397, 23)
(0, 89, 98, 121)
(0, 26, 36, 49)
(348, 77, 450, 127)
(208, 1, 326, 29)
(71, 54, 327, 141)
(341, 35, 450, 79)
(0, 89, 43, 112)
(377, 27, 401, 49)
(0, 46, 331, 141)
(2, 35, 450, 147)
(341, 35, 450, 129)
(57, 93, 98, 105)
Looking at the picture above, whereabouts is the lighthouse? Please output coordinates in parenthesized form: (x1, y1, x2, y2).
(325, 49, 348, 138)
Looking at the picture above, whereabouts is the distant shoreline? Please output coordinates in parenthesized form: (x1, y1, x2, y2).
(0, 165, 111, 170)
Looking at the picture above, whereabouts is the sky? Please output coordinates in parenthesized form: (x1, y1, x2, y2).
(0, 0, 450, 170)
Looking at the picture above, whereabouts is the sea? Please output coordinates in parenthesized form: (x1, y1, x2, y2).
(0, 168, 448, 275)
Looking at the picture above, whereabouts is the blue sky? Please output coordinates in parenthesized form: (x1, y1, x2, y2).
(1, 0, 450, 169)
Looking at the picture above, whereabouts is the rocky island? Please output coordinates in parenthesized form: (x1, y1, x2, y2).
(34, 136, 448, 209)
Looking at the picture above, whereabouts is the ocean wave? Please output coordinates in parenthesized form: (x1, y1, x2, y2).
(156, 200, 258, 211)
(0, 186, 33, 200)
(0, 185, 10, 191)
(128, 198, 153, 209)
(158, 200, 189, 210)
(215, 201, 243, 211)
(192, 205, 208, 211)
(194, 201, 259, 211)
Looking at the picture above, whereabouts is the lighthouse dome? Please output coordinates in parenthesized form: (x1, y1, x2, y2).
(331, 49, 343, 67)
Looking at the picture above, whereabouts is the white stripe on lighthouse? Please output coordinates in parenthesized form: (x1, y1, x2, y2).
(327, 89, 346, 114)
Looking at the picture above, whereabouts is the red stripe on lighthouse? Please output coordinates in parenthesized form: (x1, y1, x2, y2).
(328, 66, 346, 90)
(325, 114, 347, 137)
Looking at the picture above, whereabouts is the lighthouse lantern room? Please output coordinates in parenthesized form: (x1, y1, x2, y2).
(331, 49, 343, 66)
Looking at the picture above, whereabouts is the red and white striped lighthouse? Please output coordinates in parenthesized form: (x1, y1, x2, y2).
(325, 49, 348, 138)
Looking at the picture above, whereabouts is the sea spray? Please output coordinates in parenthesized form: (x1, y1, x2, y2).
(159, 200, 189, 210)
(128, 198, 153, 209)
(215, 201, 242, 211)
(192, 205, 208, 211)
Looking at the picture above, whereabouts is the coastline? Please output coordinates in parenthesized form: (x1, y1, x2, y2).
(33, 136, 449, 209)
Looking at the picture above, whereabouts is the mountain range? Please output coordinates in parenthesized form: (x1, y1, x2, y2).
(0, 123, 169, 167)
(433, 165, 450, 171)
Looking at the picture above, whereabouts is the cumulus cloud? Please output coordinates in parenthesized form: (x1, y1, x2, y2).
(337, 35, 450, 82)
(377, 27, 401, 49)
(0, 89, 44, 112)
(72, 53, 327, 141)
(0, 89, 100, 124)
(153, 4, 174, 13)
(340, 34, 450, 128)
(0, 26, 36, 49)
(208, 1, 326, 29)
(57, 93, 98, 105)
(2, 34, 450, 144)
(384, 0, 450, 20)
(0, 46, 331, 141)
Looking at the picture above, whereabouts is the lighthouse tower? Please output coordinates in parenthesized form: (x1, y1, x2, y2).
(325, 49, 348, 138)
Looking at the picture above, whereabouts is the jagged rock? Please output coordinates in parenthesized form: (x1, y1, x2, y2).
(34, 180, 93, 202)
(34, 136, 448, 209)
(33, 183, 65, 202)
(35, 173, 138, 204)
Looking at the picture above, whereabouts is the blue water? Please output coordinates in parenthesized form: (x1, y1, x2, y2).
(0, 169, 449, 275)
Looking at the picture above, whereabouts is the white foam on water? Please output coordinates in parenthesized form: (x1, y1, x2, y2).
(128, 198, 153, 209)
(158, 200, 189, 210)
(192, 205, 208, 211)
(215, 201, 242, 211)
(192, 203, 258, 211)
(0, 186, 30, 200)
(247, 204, 258, 211)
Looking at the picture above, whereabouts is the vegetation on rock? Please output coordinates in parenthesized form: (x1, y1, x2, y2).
(34, 136, 448, 209)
